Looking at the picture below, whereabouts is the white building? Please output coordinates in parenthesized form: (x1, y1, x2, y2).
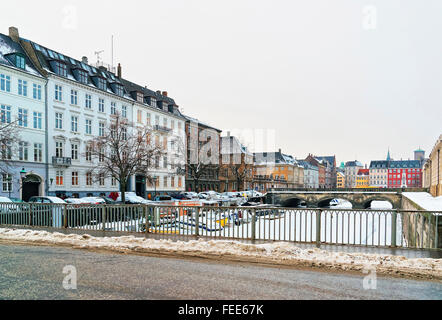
(11, 27, 186, 199)
(0, 31, 47, 201)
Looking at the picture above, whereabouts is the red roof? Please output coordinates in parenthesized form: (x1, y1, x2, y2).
(357, 169, 369, 176)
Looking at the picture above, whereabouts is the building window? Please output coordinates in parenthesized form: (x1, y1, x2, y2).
(99, 122, 105, 137)
(71, 172, 79, 186)
(85, 119, 92, 135)
(1, 143, 12, 160)
(55, 85, 63, 101)
(111, 176, 117, 186)
(78, 70, 88, 84)
(0, 74, 11, 92)
(86, 172, 92, 186)
(85, 94, 92, 109)
(2, 174, 12, 192)
(54, 62, 67, 77)
(0, 105, 11, 123)
(85, 145, 92, 162)
(99, 98, 105, 113)
(122, 105, 127, 118)
(146, 113, 151, 126)
(137, 110, 142, 123)
(71, 116, 78, 132)
(16, 55, 25, 69)
(97, 78, 107, 91)
(163, 156, 168, 169)
(99, 174, 105, 186)
(110, 102, 117, 115)
(71, 144, 78, 160)
(56, 170, 64, 186)
(18, 79, 27, 96)
(155, 115, 160, 126)
(18, 108, 28, 127)
(55, 112, 63, 129)
(55, 141, 64, 158)
(33, 112, 42, 129)
(99, 147, 105, 162)
(33, 84, 42, 100)
(34, 143, 42, 162)
(18, 142, 29, 161)
(163, 176, 168, 188)
(70, 90, 78, 105)
(114, 84, 124, 97)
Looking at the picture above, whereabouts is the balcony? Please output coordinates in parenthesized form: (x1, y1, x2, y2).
(52, 157, 72, 167)
(154, 125, 172, 133)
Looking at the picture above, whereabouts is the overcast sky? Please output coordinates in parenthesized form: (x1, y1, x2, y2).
(2, 0, 441, 166)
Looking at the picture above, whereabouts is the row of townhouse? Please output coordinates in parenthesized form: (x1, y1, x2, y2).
(0, 27, 187, 201)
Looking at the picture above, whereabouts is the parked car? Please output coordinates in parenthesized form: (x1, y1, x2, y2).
(65, 198, 89, 204)
(27, 196, 67, 227)
(28, 196, 66, 204)
(0, 197, 15, 215)
(9, 198, 26, 203)
(80, 197, 106, 204)
(154, 195, 173, 202)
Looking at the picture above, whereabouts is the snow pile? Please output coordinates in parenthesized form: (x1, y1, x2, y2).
(403, 193, 442, 211)
(0, 228, 441, 279)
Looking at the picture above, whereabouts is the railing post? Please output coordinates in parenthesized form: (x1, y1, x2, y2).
(144, 205, 149, 235)
(316, 209, 322, 248)
(28, 203, 32, 227)
(251, 209, 256, 241)
(435, 214, 439, 249)
(195, 208, 200, 237)
(101, 205, 106, 232)
(63, 204, 68, 228)
(391, 210, 397, 248)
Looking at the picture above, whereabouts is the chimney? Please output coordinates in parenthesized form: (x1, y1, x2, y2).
(156, 90, 161, 95)
(162, 91, 168, 97)
(9, 26, 19, 42)
(82, 56, 88, 65)
(117, 63, 122, 78)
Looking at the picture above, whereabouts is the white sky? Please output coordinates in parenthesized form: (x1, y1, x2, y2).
(2, 0, 441, 166)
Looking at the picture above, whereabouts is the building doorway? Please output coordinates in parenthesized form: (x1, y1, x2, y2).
(135, 175, 146, 198)
(22, 175, 41, 202)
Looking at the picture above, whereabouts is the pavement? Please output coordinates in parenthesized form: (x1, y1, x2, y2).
(0, 243, 441, 300)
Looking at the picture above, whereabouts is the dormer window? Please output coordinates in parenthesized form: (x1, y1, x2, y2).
(136, 92, 144, 103)
(149, 97, 156, 107)
(77, 70, 88, 84)
(16, 55, 25, 69)
(111, 83, 124, 97)
(97, 78, 107, 91)
(54, 61, 67, 77)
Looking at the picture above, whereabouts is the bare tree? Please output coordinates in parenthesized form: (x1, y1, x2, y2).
(0, 119, 20, 175)
(85, 114, 164, 204)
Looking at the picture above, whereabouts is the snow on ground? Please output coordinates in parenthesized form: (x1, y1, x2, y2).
(0, 227, 440, 279)
(403, 193, 442, 212)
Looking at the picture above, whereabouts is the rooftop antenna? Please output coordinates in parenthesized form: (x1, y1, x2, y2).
(94, 50, 104, 64)
(111, 35, 114, 70)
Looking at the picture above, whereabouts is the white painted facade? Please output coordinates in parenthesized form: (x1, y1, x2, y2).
(0, 63, 46, 199)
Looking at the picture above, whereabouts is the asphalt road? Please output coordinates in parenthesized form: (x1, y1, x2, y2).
(0, 243, 440, 300)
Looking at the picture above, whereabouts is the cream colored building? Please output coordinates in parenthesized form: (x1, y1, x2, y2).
(423, 134, 442, 196)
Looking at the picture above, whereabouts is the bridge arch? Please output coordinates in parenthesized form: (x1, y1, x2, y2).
(316, 197, 354, 209)
(362, 197, 396, 209)
(281, 197, 308, 208)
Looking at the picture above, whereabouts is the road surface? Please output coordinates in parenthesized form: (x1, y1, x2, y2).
(0, 243, 440, 300)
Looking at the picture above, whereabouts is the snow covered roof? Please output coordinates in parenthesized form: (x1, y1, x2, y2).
(0, 33, 42, 77)
(182, 114, 222, 132)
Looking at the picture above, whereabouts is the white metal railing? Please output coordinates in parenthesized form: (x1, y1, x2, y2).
(0, 203, 440, 250)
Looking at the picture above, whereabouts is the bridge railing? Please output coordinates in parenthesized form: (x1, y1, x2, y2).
(268, 187, 429, 193)
(0, 203, 440, 250)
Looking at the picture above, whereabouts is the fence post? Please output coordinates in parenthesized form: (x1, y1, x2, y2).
(28, 203, 32, 227)
(435, 215, 439, 249)
(391, 211, 397, 248)
(251, 209, 256, 241)
(316, 209, 322, 248)
(195, 208, 200, 237)
(144, 205, 149, 235)
(63, 204, 68, 228)
(101, 206, 106, 232)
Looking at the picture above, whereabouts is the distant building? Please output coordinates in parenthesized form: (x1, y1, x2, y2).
(423, 135, 442, 196)
(414, 148, 425, 161)
(305, 155, 326, 188)
(369, 160, 389, 188)
(356, 169, 370, 188)
(297, 160, 319, 189)
(336, 171, 345, 188)
(344, 161, 364, 188)
(314, 156, 337, 188)
(387, 160, 423, 188)
(253, 150, 304, 192)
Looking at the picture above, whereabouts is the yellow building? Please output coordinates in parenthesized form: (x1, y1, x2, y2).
(336, 172, 345, 188)
(355, 169, 370, 188)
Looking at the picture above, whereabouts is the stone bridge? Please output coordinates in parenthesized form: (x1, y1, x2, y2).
(266, 191, 404, 209)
